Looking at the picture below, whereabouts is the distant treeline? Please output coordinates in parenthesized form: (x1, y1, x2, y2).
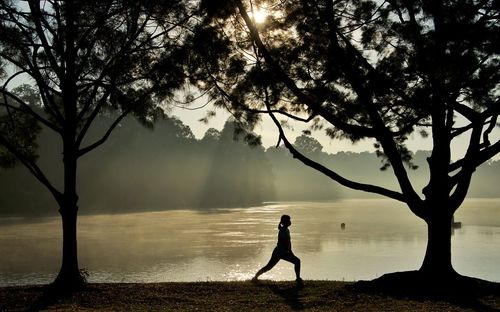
(1, 115, 499, 216)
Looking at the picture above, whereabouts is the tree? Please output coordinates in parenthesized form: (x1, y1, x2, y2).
(194, 0, 500, 283)
(199, 119, 275, 207)
(294, 134, 323, 155)
(0, 0, 195, 289)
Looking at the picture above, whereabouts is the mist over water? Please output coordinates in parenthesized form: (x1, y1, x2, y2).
(1, 198, 500, 286)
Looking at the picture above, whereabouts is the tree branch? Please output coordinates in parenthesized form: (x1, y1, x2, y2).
(234, 0, 376, 138)
(77, 106, 132, 157)
(77, 85, 159, 157)
(0, 48, 65, 125)
(0, 133, 62, 202)
(0, 91, 62, 133)
(322, 0, 424, 211)
(265, 94, 410, 205)
(75, 87, 113, 148)
(450, 115, 484, 210)
(210, 76, 317, 123)
(28, 1, 62, 79)
(449, 139, 500, 172)
(482, 114, 498, 146)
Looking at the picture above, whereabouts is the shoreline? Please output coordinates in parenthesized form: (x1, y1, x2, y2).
(2, 280, 500, 311)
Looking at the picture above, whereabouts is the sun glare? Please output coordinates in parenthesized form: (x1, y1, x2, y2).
(252, 8, 267, 24)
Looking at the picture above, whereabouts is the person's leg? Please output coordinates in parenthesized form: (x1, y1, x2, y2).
(254, 252, 280, 280)
(281, 253, 301, 280)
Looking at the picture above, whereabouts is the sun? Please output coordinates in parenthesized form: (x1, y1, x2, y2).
(252, 8, 268, 24)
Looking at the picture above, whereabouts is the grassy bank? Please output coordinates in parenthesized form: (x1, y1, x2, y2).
(1, 280, 499, 311)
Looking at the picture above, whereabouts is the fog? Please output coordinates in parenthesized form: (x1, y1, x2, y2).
(0, 115, 337, 216)
(1, 114, 499, 216)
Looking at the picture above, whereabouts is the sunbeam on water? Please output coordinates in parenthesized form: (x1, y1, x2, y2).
(1, 198, 500, 285)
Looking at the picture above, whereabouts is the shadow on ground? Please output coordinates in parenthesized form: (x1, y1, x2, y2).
(27, 284, 97, 312)
(266, 282, 305, 310)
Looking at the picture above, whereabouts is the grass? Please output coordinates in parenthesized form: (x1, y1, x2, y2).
(1, 279, 500, 311)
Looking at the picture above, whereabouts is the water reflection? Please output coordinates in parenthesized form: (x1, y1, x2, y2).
(1, 199, 500, 285)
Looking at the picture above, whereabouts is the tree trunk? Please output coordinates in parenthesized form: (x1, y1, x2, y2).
(53, 204, 84, 290)
(419, 213, 457, 279)
(53, 142, 84, 290)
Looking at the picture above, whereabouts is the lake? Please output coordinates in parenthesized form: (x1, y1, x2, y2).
(1, 198, 500, 286)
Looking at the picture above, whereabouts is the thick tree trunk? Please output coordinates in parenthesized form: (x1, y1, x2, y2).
(419, 213, 457, 279)
(53, 204, 84, 289)
(53, 141, 84, 290)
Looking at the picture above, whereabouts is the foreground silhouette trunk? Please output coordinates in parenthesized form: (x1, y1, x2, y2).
(420, 212, 456, 278)
(52, 135, 84, 289)
(53, 206, 83, 289)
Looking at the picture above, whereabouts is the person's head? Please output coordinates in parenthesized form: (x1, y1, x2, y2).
(278, 214, 291, 229)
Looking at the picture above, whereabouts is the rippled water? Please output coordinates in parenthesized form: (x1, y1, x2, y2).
(1, 198, 500, 286)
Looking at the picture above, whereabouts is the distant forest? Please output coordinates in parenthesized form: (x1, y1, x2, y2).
(1, 115, 499, 216)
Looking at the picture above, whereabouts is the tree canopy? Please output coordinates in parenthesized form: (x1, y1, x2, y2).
(194, 0, 500, 280)
(0, 0, 197, 288)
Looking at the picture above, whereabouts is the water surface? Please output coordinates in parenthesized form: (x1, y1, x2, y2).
(1, 198, 499, 285)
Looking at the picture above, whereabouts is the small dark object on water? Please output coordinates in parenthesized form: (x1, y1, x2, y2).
(451, 216, 462, 229)
(341, 223, 346, 230)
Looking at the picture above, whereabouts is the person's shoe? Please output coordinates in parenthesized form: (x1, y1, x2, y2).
(251, 276, 259, 283)
(296, 277, 304, 287)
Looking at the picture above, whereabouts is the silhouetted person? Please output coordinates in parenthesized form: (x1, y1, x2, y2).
(252, 214, 303, 285)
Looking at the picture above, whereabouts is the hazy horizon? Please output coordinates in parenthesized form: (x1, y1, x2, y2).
(1, 114, 500, 218)
(170, 105, 500, 161)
